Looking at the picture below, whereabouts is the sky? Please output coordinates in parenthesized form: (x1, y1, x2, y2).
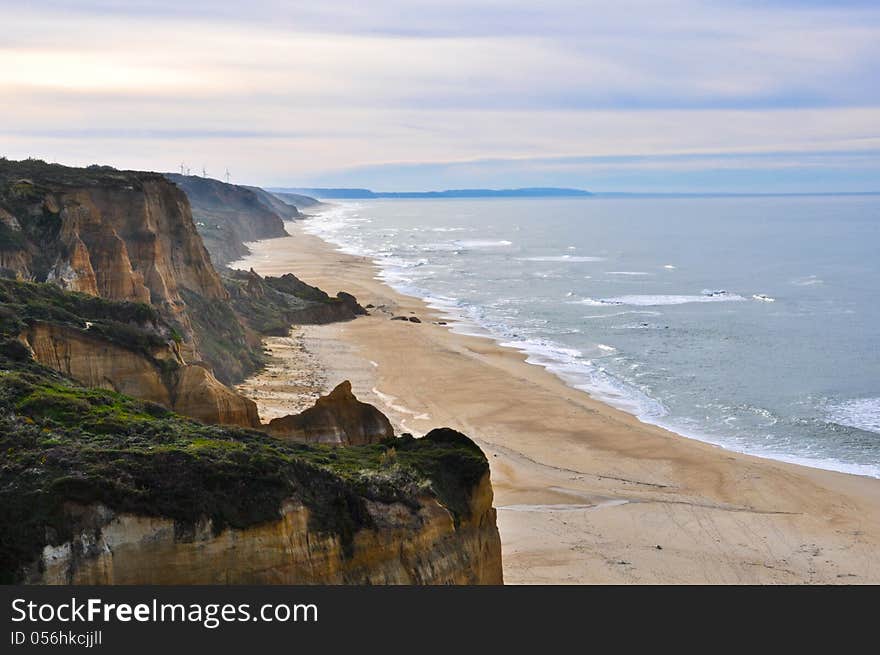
(1, 0, 879, 192)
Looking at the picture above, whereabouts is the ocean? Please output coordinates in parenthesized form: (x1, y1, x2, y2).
(301, 196, 880, 478)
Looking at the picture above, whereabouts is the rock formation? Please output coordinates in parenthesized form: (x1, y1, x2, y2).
(18, 321, 260, 429)
(0, 160, 269, 379)
(170, 364, 260, 428)
(267, 381, 394, 445)
(225, 269, 367, 334)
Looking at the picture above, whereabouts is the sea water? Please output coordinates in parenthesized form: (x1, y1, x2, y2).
(301, 196, 880, 477)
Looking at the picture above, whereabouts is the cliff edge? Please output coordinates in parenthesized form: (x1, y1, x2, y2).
(0, 347, 502, 584)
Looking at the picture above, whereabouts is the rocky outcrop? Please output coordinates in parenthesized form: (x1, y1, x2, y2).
(19, 321, 259, 429)
(171, 364, 260, 428)
(267, 381, 394, 445)
(225, 269, 367, 335)
(26, 472, 501, 584)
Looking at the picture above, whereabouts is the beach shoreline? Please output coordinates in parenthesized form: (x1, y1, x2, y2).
(234, 219, 880, 584)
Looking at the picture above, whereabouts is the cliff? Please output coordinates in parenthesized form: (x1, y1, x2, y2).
(267, 381, 394, 445)
(0, 161, 225, 313)
(0, 349, 502, 585)
(27, 470, 500, 584)
(242, 185, 304, 220)
(225, 269, 367, 335)
(1, 278, 259, 428)
(165, 173, 297, 267)
(0, 160, 274, 385)
(270, 191, 325, 210)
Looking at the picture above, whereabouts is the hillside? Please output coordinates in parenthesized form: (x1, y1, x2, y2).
(165, 173, 297, 266)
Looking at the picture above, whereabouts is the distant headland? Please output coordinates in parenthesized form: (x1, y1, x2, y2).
(269, 187, 593, 199)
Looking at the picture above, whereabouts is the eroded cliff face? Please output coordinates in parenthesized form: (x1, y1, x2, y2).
(171, 364, 260, 428)
(165, 173, 293, 267)
(19, 322, 259, 428)
(0, 160, 266, 382)
(27, 472, 501, 585)
(2, 175, 225, 310)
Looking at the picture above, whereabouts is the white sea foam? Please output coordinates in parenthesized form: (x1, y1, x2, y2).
(792, 275, 823, 286)
(826, 398, 880, 435)
(456, 239, 512, 248)
(574, 292, 746, 307)
(417, 239, 512, 252)
(582, 310, 662, 319)
(518, 255, 605, 262)
(496, 337, 668, 421)
(301, 202, 880, 480)
(606, 271, 653, 276)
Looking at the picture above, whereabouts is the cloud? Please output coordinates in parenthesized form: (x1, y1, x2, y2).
(1, 1, 879, 190)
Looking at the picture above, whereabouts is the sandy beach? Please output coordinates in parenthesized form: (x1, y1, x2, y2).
(234, 220, 880, 584)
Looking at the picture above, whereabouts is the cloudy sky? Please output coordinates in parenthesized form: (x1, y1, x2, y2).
(2, 1, 879, 191)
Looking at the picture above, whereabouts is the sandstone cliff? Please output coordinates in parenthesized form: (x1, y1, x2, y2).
(19, 321, 259, 429)
(267, 381, 394, 445)
(26, 470, 500, 584)
(0, 164, 225, 310)
(2, 278, 259, 429)
(0, 159, 266, 384)
(0, 350, 503, 585)
(165, 173, 296, 267)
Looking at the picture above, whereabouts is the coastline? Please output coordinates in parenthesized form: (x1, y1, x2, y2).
(235, 220, 880, 584)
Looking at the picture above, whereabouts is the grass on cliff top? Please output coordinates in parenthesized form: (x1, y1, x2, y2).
(0, 277, 170, 361)
(0, 158, 162, 191)
(0, 348, 489, 583)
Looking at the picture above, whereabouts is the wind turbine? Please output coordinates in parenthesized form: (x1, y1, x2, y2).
(225, 168, 231, 184)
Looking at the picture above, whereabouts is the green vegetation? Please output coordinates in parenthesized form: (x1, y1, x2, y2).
(0, 277, 168, 359)
(0, 352, 489, 583)
(0, 158, 155, 191)
(180, 287, 263, 384)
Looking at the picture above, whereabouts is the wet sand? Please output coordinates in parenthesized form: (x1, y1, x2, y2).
(235, 221, 880, 584)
